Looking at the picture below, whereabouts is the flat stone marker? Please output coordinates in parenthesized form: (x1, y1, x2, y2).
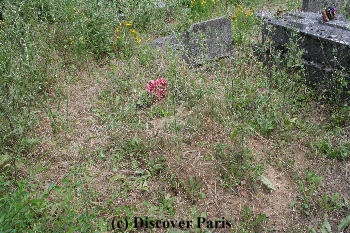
(302, 0, 346, 13)
(151, 17, 233, 66)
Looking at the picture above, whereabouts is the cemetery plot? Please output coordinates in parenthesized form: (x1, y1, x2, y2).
(1, 1, 349, 232)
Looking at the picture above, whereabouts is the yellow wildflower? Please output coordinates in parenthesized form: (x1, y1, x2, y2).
(130, 29, 137, 35)
(124, 21, 132, 26)
(201, 0, 206, 4)
(212, 0, 215, 4)
(135, 37, 141, 44)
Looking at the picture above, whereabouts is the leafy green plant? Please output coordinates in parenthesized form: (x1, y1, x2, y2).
(119, 0, 161, 30)
(338, 215, 350, 232)
(214, 140, 264, 191)
(114, 21, 142, 59)
(319, 193, 341, 212)
(158, 193, 176, 217)
(298, 170, 324, 216)
(146, 155, 167, 176)
(311, 139, 350, 160)
(231, 4, 257, 44)
(319, 217, 332, 233)
(185, 176, 205, 201)
(189, 0, 216, 21)
(255, 111, 278, 137)
(0, 177, 49, 232)
(237, 206, 268, 232)
(121, 137, 148, 157)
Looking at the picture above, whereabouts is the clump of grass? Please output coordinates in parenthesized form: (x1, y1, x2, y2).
(189, 0, 217, 20)
(114, 21, 143, 59)
(214, 138, 265, 191)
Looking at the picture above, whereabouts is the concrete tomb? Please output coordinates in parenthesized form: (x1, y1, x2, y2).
(257, 10, 350, 91)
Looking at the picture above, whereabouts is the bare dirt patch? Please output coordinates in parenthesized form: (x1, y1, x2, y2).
(33, 65, 110, 192)
(247, 137, 298, 231)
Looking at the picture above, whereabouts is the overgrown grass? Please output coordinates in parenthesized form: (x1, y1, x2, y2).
(1, 0, 349, 232)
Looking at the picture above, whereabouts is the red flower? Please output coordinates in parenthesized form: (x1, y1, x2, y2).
(146, 78, 169, 102)
(146, 80, 158, 93)
(157, 78, 168, 88)
(156, 89, 168, 99)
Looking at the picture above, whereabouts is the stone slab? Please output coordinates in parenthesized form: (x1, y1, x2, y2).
(151, 17, 233, 66)
(303, 59, 350, 96)
(257, 11, 350, 95)
(182, 17, 233, 66)
(302, 0, 346, 13)
(258, 11, 350, 69)
(151, 35, 181, 50)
